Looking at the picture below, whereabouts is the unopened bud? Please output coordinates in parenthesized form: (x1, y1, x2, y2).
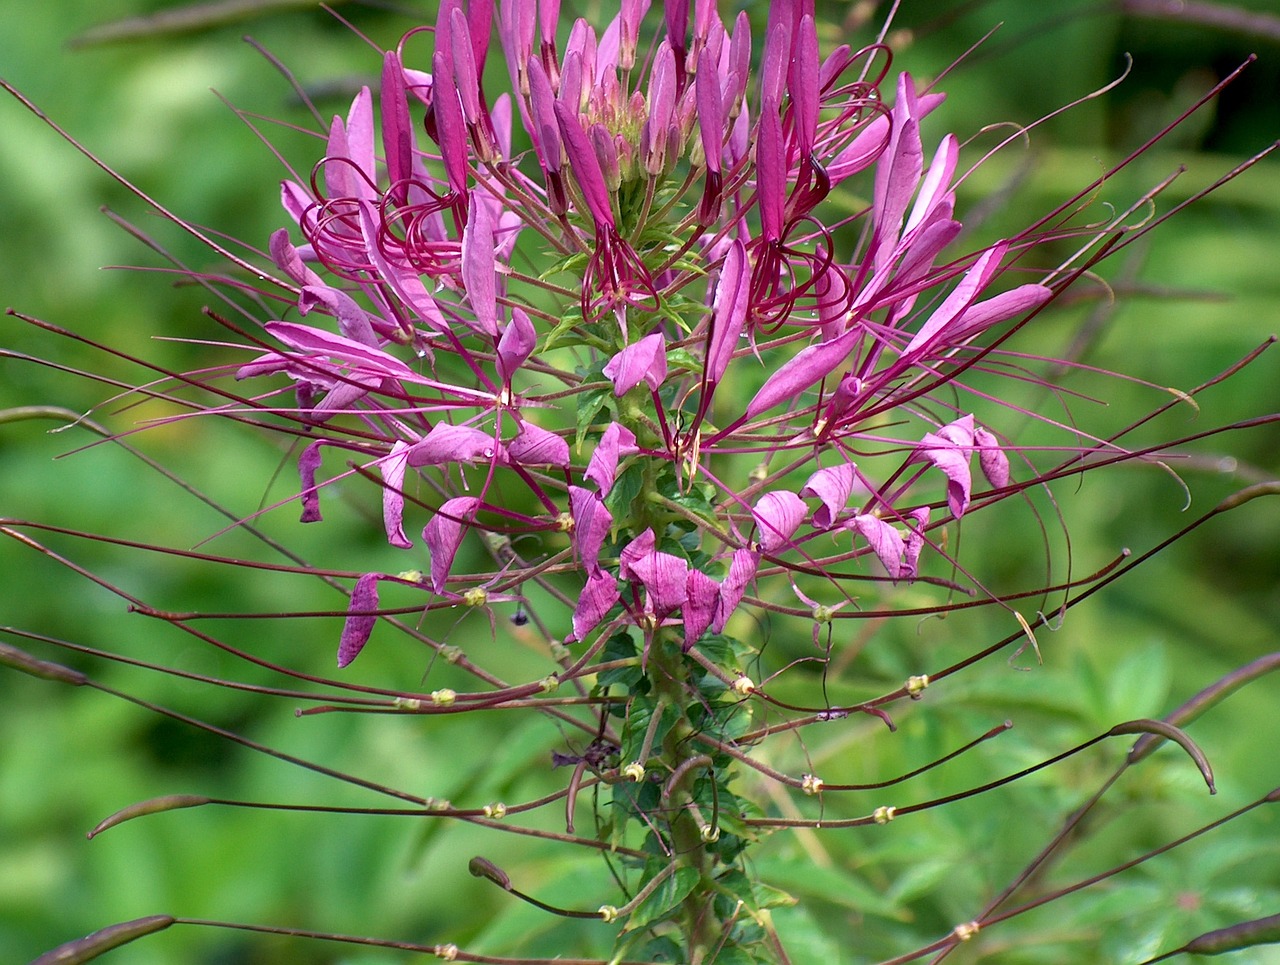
(622, 761, 646, 782)
(952, 921, 980, 942)
(431, 689, 457, 706)
(483, 802, 507, 819)
(732, 675, 756, 696)
(873, 805, 896, 825)
(599, 904, 619, 923)
(801, 774, 823, 795)
(906, 674, 929, 698)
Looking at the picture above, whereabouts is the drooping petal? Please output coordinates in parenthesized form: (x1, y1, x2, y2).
(572, 569, 620, 641)
(338, 573, 381, 667)
(423, 496, 481, 593)
(508, 420, 570, 467)
(801, 462, 858, 529)
(297, 285, 379, 347)
(602, 332, 667, 396)
(752, 490, 807, 551)
(911, 415, 975, 519)
(298, 440, 325, 523)
(620, 531, 688, 615)
(584, 422, 639, 494)
(901, 507, 931, 581)
(975, 426, 1010, 490)
(713, 547, 759, 632)
(683, 569, 719, 648)
(569, 486, 613, 568)
(406, 423, 503, 467)
(381, 440, 414, 549)
(848, 514, 905, 580)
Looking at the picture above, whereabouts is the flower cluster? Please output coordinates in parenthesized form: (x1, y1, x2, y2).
(239, 0, 1060, 675)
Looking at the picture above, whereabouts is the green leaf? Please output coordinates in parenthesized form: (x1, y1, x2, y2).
(625, 865, 701, 932)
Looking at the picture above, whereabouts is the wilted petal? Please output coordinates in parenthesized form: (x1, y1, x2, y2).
(975, 426, 1010, 489)
(801, 462, 858, 529)
(848, 514, 905, 580)
(911, 415, 975, 519)
(382, 440, 414, 549)
(497, 307, 536, 384)
(618, 528, 656, 576)
(621, 532, 688, 615)
(508, 420, 569, 466)
(713, 546, 759, 632)
(338, 573, 382, 668)
(572, 569, 620, 641)
(752, 490, 807, 551)
(584, 422, 639, 494)
(298, 441, 325, 523)
(406, 423, 502, 467)
(570, 486, 613, 568)
(603, 332, 667, 396)
(683, 569, 719, 648)
(745, 325, 860, 419)
(423, 496, 481, 593)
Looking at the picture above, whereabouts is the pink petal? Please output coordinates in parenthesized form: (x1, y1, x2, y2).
(381, 440, 414, 549)
(338, 573, 382, 667)
(848, 514, 905, 580)
(603, 332, 667, 396)
(406, 424, 503, 467)
(584, 422, 638, 494)
(683, 569, 719, 648)
(572, 569, 620, 641)
(497, 307, 537, 383)
(423, 496, 481, 593)
(801, 462, 858, 529)
(508, 420, 569, 466)
(298, 441, 325, 523)
(713, 547, 758, 632)
(570, 486, 613, 568)
(745, 326, 861, 419)
(707, 240, 748, 384)
(975, 426, 1010, 489)
(902, 507, 930, 581)
(461, 192, 498, 336)
(752, 490, 807, 551)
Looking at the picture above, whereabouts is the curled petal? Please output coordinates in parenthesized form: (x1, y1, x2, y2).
(584, 422, 639, 494)
(298, 441, 325, 523)
(902, 507, 930, 581)
(911, 415, 975, 519)
(752, 490, 807, 551)
(801, 462, 858, 529)
(297, 284, 379, 347)
(603, 332, 667, 396)
(975, 426, 1010, 489)
(423, 496, 481, 593)
(620, 531, 688, 615)
(706, 240, 748, 384)
(848, 514, 905, 580)
(461, 192, 499, 336)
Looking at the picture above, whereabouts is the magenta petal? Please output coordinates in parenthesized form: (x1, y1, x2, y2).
(975, 427, 1010, 489)
(947, 284, 1054, 346)
(755, 107, 786, 243)
(423, 496, 481, 593)
(622, 533, 689, 615)
(297, 285, 378, 347)
(584, 422, 639, 494)
(570, 486, 613, 568)
(789, 15, 819, 155)
(902, 243, 1006, 359)
(752, 490, 807, 551)
(618, 529, 657, 577)
(683, 569, 719, 648)
(603, 332, 667, 396)
(298, 441, 325, 523)
(912, 416, 975, 519)
(450, 7, 482, 125)
(801, 462, 858, 529)
(642, 43, 677, 175)
(270, 229, 323, 287)
(555, 101, 615, 227)
(406, 423, 502, 467)
(572, 569, 620, 642)
(381, 51, 414, 206)
(745, 326, 860, 419)
(713, 547, 759, 633)
(848, 514, 905, 580)
(695, 47, 724, 174)
(707, 240, 748, 384)
(902, 507, 930, 581)
(381, 441, 414, 549)
(461, 192, 499, 336)
(527, 57, 563, 173)
(508, 420, 569, 467)
(266, 321, 415, 379)
(338, 573, 381, 668)
(497, 307, 537, 383)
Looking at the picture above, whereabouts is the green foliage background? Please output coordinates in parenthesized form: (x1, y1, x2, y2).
(1, 1, 1278, 962)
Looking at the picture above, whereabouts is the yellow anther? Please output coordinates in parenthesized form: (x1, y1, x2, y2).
(396, 569, 425, 583)
(463, 587, 488, 607)
(700, 824, 721, 843)
(555, 511, 574, 532)
(539, 674, 559, 694)
(430, 689, 456, 706)
(392, 697, 423, 711)
(801, 774, 823, 796)
(435, 943, 459, 961)
(906, 674, 930, 698)
(622, 761, 646, 782)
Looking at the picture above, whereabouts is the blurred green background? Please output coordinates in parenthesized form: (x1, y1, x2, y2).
(1, 1, 1279, 962)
